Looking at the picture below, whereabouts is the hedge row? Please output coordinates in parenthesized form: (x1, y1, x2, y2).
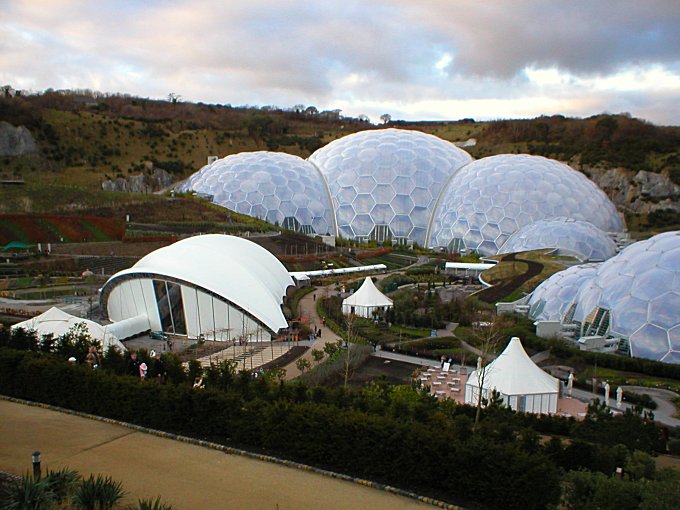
(0, 348, 559, 510)
(518, 328, 680, 380)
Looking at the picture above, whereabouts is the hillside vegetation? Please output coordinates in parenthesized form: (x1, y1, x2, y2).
(2, 90, 680, 232)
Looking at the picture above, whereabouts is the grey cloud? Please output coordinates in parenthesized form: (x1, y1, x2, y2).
(400, 0, 680, 77)
(1, 0, 680, 125)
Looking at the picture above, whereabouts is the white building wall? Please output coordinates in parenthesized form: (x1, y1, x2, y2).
(181, 286, 200, 338)
(464, 383, 557, 415)
(107, 280, 162, 331)
(108, 279, 275, 342)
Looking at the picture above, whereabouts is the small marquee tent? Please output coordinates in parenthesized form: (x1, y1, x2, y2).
(342, 277, 393, 318)
(12, 307, 125, 352)
(465, 337, 559, 414)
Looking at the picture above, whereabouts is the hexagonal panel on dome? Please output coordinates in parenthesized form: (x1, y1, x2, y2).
(629, 324, 670, 360)
(499, 218, 617, 262)
(528, 264, 599, 321)
(563, 231, 680, 363)
(177, 151, 334, 235)
(428, 154, 623, 255)
(310, 128, 472, 245)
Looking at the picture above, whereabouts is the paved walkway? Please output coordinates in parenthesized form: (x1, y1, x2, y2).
(621, 386, 680, 427)
(282, 286, 344, 379)
(193, 342, 293, 371)
(0, 399, 432, 510)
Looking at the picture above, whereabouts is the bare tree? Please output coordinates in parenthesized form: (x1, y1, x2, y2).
(343, 314, 358, 389)
(472, 313, 508, 432)
(380, 113, 392, 124)
(168, 92, 181, 104)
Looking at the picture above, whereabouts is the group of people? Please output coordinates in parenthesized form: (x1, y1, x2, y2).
(127, 351, 168, 384)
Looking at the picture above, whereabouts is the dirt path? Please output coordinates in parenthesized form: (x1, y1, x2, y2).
(0, 399, 432, 510)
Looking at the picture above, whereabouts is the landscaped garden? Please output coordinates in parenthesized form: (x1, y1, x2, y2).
(2, 325, 680, 510)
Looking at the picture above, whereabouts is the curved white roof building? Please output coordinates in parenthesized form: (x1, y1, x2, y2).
(101, 235, 293, 341)
(309, 128, 473, 246)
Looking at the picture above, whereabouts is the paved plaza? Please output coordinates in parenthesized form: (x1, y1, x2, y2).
(0, 399, 432, 510)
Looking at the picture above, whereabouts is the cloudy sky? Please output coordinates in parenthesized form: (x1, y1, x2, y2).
(2, 0, 680, 125)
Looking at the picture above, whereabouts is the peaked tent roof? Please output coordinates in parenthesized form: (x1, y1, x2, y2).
(467, 337, 558, 395)
(343, 277, 393, 307)
(11, 307, 125, 352)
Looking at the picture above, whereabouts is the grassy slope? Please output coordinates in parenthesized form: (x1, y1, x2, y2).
(2, 96, 680, 238)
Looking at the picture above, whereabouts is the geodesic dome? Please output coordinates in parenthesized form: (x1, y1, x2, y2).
(309, 128, 472, 246)
(427, 154, 624, 256)
(177, 152, 335, 235)
(528, 263, 600, 322)
(572, 231, 680, 363)
(499, 218, 617, 262)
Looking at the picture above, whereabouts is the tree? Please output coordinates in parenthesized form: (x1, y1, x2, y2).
(296, 357, 311, 373)
(311, 349, 325, 363)
(472, 314, 508, 431)
(357, 114, 370, 123)
(167, 92, 181, 104)
(380, 113, 391, 124)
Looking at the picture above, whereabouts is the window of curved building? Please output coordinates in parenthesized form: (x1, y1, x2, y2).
(153, 279, 187, 335)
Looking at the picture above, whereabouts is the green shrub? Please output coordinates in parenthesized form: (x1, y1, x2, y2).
(72, 474, 125, 510)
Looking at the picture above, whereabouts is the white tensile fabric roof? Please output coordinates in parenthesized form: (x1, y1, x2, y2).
(12, 307, 126, 352)
(467, 337, 558, 396)
(343, 277, 393, 308)
(104, 234, 293, 332)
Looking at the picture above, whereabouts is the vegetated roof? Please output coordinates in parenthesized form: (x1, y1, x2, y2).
(103, 234, 293, 332)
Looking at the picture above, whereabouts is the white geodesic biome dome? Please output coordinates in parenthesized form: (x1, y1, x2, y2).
(427, 154, 624, 256)
(528, 263, 600, 322)
(570, 231, 680, 363)
(499, 218, 617, 262)
(177, 152, 335, 235)
(309, 128, 473, 246)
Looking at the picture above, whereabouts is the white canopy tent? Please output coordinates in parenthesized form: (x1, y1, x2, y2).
(12, 307, 126, 352)
(465, 337, 559, 414)
(342, 277, 393, 319)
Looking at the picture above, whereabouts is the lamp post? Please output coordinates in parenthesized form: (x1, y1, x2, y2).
(32, 451, 41, 478)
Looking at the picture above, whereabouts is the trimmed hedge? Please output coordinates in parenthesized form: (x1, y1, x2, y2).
(0, 348, 560, 510)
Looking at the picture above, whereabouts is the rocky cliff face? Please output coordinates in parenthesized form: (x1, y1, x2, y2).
(101, 167, 174, 193)
(583, 166, 680, 214)
(0, 121, 37, 156)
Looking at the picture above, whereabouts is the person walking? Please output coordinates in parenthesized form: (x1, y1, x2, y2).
(153, 352, 168, 384)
